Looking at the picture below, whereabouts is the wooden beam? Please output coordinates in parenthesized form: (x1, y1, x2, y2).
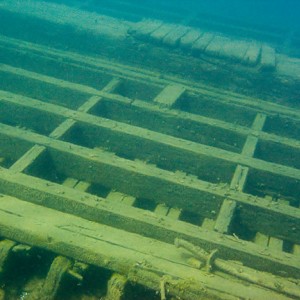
(0, 35, 298, 120)
(214, 199, 236, 234)
(0, 169, 299, 276)
(0, 195, 295, 299)
(153, 84, 185, 107)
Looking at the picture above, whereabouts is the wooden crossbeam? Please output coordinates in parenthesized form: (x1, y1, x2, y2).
(214, 199, 237, 234)
(1, 63, 299, 153)
(0, 91, 299, 185)
(153, 84, 186, 107)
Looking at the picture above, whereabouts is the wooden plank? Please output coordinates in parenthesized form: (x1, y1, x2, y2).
(2, 76, 299, 155)
(205, 35, 231, 57)
(106, 191, 126, 202)
(49, 119, 76, 139)
(260, 44, 276, 71)
(0, 35, 299, 121)
(0, 240, 16, 271)
(192, 32, 215, 52)
(121, 195, 135, 206)
(0, 168, 299, 277)
(9, 145, 46, 173)
(242, 113, 266, 157)
(293, 244, 300, 256)
(230, 165, 249, 192)
(106, 273, 127, 300)
(29, 256, 72, 300)
(0, 289, 4, 300)
(242, 42, 261, 65)
(167, 208, 181, 220)
(130, 19, 163, 38)
(242, 135, 259, 157)
(162, 25, 189, 46)
(252, 113, 267, 131)
(220, 40, 249, 61)
(150, 23, 175, 42)
(2, 91, 300, 186)
(153, 84, 186, 107)
(0, 195, 292, 300)
(106, 191, 135, 205)
(78, 78, 120, 113)
(62, 177, 79, 188)
(154, 204, 169, 216)
(1, 123, 300, 247)
(268, 237, 283, 252)
(180, 29, 202, 48)
(74, 181, 91, 192)
(0, 0, 130, 39)
(201, 218, 215, 230)
(254, 232, 269, 247)
(214, 199, 237, 234)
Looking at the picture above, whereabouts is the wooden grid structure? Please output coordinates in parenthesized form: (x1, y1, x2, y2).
(0, 4, 300, 300)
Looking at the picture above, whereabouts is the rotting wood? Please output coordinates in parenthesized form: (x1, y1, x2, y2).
(0, 35, 298, 120)
(0, 174, 299, 278)
(260, 44, 277, 71)
(0, 239, 16, 276)
(0, 123, 299, 244)
(0, 196, 295, 300)
(28, 256, 72, 300)
(0, 2, 299, 298)
(0, 91, 299, 186)
(175, 238, 300, 299)
(214, 199, 237, 234)
(153, 84, 186, 107)
(106, 273, 127, 300)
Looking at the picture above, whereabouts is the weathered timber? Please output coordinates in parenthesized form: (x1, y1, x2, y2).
(260, 44, 277, 71)
(106, 273, 127, 300)
(0, 239, 16, 275)
(163, 25, 189, 46)
(0, 195, 295, 300)
(0, 36, 298, 120)
(180, 29, 202, 48)
(28, 256, 72, 300)
(0, 169, 299, 276)
(192, 32, 215, 52)
(0, 92, 299, 186)
(153, 84, 186, 107)
(214, 200, 237, 234)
